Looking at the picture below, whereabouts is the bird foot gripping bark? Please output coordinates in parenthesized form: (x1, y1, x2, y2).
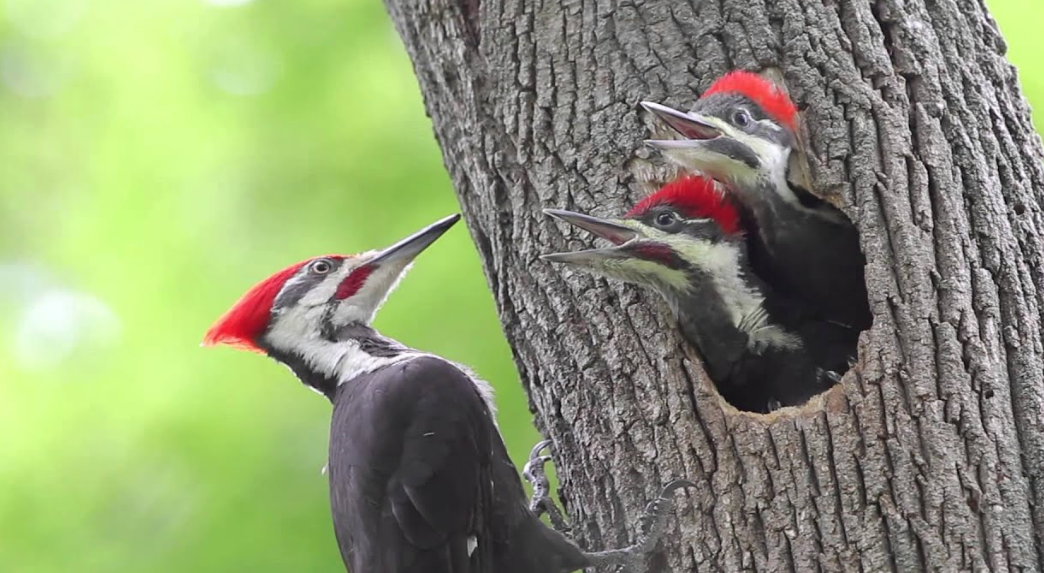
(581, 479, 695, 572)
(524, 439, 694, 572)
(522, 439, 572, 533)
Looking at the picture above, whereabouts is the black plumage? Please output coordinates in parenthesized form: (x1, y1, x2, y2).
(734, 184, 871, 332)
(543, 177, 857, 412)
(673, 264, 858, 412)
(327, 354, 590, 573)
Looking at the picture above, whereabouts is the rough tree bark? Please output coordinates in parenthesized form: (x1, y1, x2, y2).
(381, 0, 1044, 570)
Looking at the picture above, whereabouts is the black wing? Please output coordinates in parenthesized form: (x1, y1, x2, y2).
(328, 355, 496, 573)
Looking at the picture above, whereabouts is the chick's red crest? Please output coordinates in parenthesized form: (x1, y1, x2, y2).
(626, 176, 742, 235)
(702, 71, 798, 131)
(203, 256, 342, 353)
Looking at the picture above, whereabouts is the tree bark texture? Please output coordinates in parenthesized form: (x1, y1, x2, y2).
(381, 0, 1044, 570)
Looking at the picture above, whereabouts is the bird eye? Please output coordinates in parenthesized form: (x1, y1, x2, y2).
(655, 212, 676, 227)
(732, 110, 752, 127)
(310, 259, 333, 274)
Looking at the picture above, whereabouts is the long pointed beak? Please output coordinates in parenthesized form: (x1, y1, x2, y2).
(641, 101, 722, 141)
(370, 214, 461, 266)
(641, 104, 755, 180)
(541, 209, 688, 291)
(543, 209, 640, 245)
(541, 209, 648, 266)
(541, 247, 634, 266)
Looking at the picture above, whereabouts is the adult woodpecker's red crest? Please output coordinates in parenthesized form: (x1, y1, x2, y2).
(627, 176, 743, 235)
(701, 71, 798, 132)
(203, 256, 347, 353)
(203, 260, 312, 353)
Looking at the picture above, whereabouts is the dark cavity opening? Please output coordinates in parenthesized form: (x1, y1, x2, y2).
(706, 196, 870, 414)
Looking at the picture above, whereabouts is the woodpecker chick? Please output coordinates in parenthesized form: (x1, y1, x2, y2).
(543, 177, 855, 412)
(203, 214, 690, 573)
(642, 71, 871, 331)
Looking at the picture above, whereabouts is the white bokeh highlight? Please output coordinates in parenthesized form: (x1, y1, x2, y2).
(9, 282, 121, 372)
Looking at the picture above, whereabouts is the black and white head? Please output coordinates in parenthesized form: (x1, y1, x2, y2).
(202, 214, 460, 379)
(542, 176, 746, 306)
(642, 71, 805, 208)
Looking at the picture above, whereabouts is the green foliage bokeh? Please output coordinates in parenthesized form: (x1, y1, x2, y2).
(0, 0, 1039, 571)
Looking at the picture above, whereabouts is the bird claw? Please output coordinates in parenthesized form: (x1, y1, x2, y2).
(582, 479, 695, 570)
(522, 439, 553, 481)
(631, 480, 695, 552)
(522, 439, 571, 533)
(522, 443, 695, 570)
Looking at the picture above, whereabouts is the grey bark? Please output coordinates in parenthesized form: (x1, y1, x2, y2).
(380, 0, 1044, 570)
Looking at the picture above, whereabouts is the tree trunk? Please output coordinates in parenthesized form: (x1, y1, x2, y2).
(381, 0, 1044, 570)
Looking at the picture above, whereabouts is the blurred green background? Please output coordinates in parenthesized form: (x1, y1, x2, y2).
(0, 0, 1039, 571)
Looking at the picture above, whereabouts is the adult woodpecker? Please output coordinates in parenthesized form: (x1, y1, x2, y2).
(203, 214, 690, 573)
(641, 71, 871, 332)
(543, 177, 856, 412)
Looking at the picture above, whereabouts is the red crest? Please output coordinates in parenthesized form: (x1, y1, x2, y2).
(626, 176, 742, 235)
(702, 71, 798, 131)
(203, 259, 314, 353)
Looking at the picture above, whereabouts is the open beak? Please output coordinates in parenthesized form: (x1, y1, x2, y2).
(640, 102, 756, 181)
(543, 209, 639, 245)
(541, 209, 647, 266)
(370, 213, 461, 266)
(543, 208, 691, 292)
(641, 101, 723, 143)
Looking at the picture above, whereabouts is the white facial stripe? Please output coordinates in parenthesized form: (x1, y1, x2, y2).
(328, 260, 413, 326)
(758, 117, 784, 132)
(298, 255, 373, 307)
(600, 257, 691, 291)
(629, 224, 736, 278)
(585, 220, 689, 290)
(626, 223, 800, 350)
(729, 129, 791, 199)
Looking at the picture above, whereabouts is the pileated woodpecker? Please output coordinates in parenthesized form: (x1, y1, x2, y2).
(543, 177, 855, 411)
(203, 214, 690, 573)
(641, 71, 871, 332)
